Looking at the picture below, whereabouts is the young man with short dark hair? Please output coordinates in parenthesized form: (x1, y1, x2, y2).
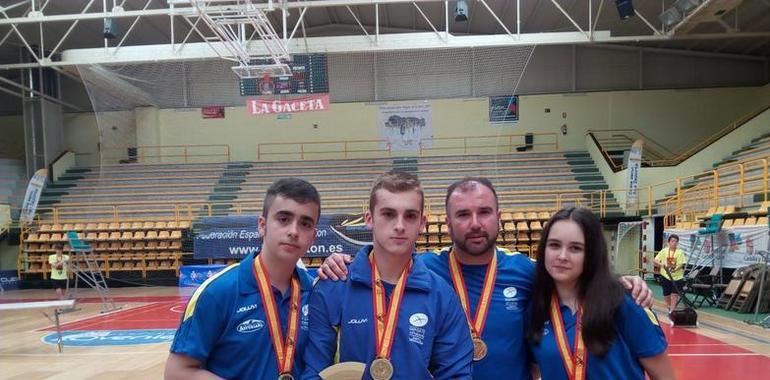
(166, 178, 321, 380)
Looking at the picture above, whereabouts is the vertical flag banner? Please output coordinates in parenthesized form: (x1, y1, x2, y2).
(19, 169, 47, 224)
(625, 140, 643, 210)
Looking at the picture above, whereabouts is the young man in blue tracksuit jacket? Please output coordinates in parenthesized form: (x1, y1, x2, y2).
(302, 171, 473, 379)
(166, 178, 321, 379)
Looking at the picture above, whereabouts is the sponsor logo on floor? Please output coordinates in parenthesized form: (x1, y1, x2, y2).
(42, 329, 176, 347)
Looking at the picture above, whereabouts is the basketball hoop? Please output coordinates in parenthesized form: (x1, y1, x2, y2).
(232, 62, 292, 79)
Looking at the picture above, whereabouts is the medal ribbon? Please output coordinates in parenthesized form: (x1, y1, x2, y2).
(253, 256, 301, 376)
(448, 249, 497, 339)
(370, 253, 412, 360)
(550, 294, 587, 380)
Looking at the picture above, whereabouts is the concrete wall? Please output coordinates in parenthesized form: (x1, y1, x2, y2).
(589, 83, 770, 212)
(58, 85, 769, 163)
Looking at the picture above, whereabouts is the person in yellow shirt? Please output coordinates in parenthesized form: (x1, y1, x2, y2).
(654, 235, 686, 313)
(48, 244, 70, 300)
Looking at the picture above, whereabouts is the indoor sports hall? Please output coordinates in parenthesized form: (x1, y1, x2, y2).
(1, 1, 770, 379)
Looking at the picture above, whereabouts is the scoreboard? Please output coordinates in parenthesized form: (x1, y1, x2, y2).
(239, 54, 329, 96)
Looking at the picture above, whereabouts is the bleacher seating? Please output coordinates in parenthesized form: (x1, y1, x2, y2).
(20, 150, 618, 275)
(20, 221, 188, 279)
(657, 131, 770, 220)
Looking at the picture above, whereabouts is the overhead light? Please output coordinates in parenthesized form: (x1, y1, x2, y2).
(455, 0, 469, 22)
(615, 0, 636, 20)
(103, 18, 118, 39)
(658, 8, 682, 28)
(674, 0, 701, 13)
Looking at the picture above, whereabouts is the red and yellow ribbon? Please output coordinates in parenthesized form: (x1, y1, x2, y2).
(549, 293, 587, 380)
(253, 256, 301, 377)
(448, 250, 497, 340)
(370, 253, 412, 361)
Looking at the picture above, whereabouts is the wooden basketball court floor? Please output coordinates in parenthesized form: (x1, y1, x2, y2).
(1, 286, 770, 379)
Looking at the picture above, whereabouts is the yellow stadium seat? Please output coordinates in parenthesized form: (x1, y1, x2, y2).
(97, 222, 110, 231)
(516, 222, 529, 232)
(753, 201, 770, 216)
(756, 217, 768, 227)
(500, 212, 513, 221)
(109, 232, 121, 240)
(146, 230, 159, 240)
(170, 230, 182, 239)
(155, 221, 168, 229)
(85, 223, 98, 231)
(503, 222, 515, 232)
(512, 212, 526, 221)
(530, 221, 543, 231)
(131, 221, 143, 230)
(39, 224, 52, 232)
(745, 217, 758, 226)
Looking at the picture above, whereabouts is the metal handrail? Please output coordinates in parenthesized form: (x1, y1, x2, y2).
(588, 102, 770, 169)
(257, 133, 559, 161)
(101, 144, 231, 164)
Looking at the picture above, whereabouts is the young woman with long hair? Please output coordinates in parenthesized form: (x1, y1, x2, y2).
(526, 207, 675, 380)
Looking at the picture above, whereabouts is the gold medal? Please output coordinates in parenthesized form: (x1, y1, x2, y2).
(550, 294, 587, 380)
(369, 254, 410, 380)
(277, 374, 295, 380)
(370, 357, 394, 380)
(472, 337, 488, 361)
(449, 250, 498, 362)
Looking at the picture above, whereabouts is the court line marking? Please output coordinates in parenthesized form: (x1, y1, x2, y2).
(51, 302, 177, 331)
(35, 301, 180, 332)
(654, 306, 770, 346)
(0, 350, 169, 357)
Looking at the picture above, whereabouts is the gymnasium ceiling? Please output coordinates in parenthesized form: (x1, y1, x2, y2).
(0, 0, 768, 69)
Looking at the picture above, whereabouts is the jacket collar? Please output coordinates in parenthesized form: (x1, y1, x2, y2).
(348, 245, 432, 292)
(239, 253, 313, 295)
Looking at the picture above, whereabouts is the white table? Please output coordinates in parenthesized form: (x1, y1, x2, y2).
(0, 299, 76, 352)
